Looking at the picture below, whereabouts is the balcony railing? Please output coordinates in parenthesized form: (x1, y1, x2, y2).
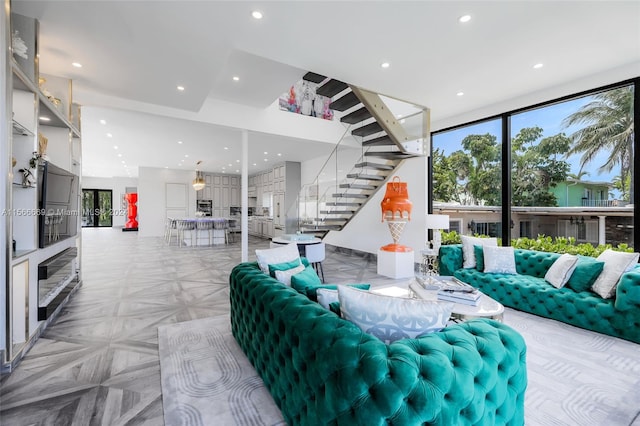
(581, 198, 616, 207)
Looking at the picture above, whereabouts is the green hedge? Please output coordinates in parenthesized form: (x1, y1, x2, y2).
(441, 230, 633, 257)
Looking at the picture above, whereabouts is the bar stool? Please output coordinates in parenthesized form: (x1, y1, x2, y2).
(196, 220, 214, 246)
(176, 219, 195, 247)
(165, 218, 178, 245)
(305, 242, 326, 283)
(213, 219, 228, 244)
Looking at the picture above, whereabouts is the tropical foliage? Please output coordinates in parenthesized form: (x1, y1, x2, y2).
(562, 86, 634, 202)
(440, 230, 633, 257)
(433, 127, 571, 206)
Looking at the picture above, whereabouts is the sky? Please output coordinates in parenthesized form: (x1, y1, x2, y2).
(433, 92, 624, 198)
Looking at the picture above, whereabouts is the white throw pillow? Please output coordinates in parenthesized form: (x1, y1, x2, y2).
(591, 250, 640, 299)
(461, 235, 498, 269)
(337, 286, 453, 344)
(545, 253, 579, 288)
(255, 243, 300, 274)
(274, 264, 305, 286)
(316, 288, 339, 309)
(483, 246, 517, 274)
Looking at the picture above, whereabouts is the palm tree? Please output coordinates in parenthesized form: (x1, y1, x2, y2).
(562, 86, 634, 203)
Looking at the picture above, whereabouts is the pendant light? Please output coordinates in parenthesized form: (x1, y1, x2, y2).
(192, 161, 205, 191)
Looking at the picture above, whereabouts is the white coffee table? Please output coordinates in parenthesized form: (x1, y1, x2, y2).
(408, 276, 504, 322)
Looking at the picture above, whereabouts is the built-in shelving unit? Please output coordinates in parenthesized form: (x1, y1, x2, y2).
(2, 3, 82, 371)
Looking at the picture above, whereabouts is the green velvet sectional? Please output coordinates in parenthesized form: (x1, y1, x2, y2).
(230, 261, 528, 425)
(439, 244, 640, 344)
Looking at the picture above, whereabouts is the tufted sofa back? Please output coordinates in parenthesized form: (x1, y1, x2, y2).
(439, 245, 560, 278)
(230, 261, 527, 425)
(514, 249, 559, 278)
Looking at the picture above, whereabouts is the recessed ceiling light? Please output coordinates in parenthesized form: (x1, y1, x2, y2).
(184, 154, 189, 158)
(177, 140, 183, 144)
(235, 170, 239, 173)
(236, 159, 240, 163)
(113, 146, 118, 150)
(263, 151, 268, 155)
(117, 153, 122, 157)
(224, 146, 228, 150)
(456, 91, 464, 97)
(99, 119, 106, 125)
(264, 158, 268, 162)
(228, 163, 232, 167)
(381, 62, 390, 69)
(232, 76, 240, 81)
(253, 163, 257, 166)
(459, 14, 471, 23)
(165, 166, 168, 168)
(177, 85, 185, 91)
(107, 133, 113, 137)
(252, 10, 263, 19)
(121, 160, 125, 164)
(277, 153, 282, 156)
(72, 62, 82, 68)
(39, 116, 50, 121)
(533, 63, 544, 69)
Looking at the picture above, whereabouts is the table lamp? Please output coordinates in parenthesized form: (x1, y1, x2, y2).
(425, 214, 450, 253)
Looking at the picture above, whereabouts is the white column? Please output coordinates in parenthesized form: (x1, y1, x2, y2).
(241, 130, 249, 262)
(598, 215, 607, 246)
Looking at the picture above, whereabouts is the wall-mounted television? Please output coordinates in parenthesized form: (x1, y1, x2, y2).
(37, 162, 80, 248)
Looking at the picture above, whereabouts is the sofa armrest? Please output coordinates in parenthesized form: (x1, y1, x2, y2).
(439, 244, 463, 276)
(615, 269, 640, 311)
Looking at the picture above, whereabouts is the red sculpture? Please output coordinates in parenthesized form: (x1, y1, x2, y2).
(380, 177, 413, 252)
(124, 193, 138, 230)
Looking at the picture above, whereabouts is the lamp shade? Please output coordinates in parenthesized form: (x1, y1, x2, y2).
(425, 214, 450, 230)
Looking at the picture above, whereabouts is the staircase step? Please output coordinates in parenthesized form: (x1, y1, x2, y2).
(364, 151, 418, 160)
(346, 173, 386, 181)
(330, 91, 360, 111)
(303, 72, 326, 84)
(325, 202, 363, 207)
(316, 79, 348, 97)
(354, 162, 395, 171)
(363, 135, 394, 146)
(341, 107, 372, 124)
(316, 217, 348, 223)
(339, 183, 378, 190)
(301, 224, 343, 231)
(352, 122, 384, 137)
(332, 193, 369, 199)
(320, 209, 357, 215)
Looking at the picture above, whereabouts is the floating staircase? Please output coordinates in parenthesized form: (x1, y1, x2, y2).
(298, 72, 426, 238)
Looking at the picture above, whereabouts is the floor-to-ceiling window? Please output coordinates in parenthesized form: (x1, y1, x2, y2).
(82, 189, 113, 227)
(509, 85, 634, 247)
(431, 118, 502, 237)
(431, 78, 637, 249)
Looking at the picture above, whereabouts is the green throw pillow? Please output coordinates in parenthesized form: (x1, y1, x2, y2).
(268, 259, 302, 278)
(474, 245, 485, 272)
(566, 256, 605, 292)
(291, 266, 371, 301)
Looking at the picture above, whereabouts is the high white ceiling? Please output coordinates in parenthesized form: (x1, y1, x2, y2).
(12, 1, 640, 178)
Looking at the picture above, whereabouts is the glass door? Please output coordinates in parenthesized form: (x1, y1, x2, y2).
(82, 189, 113, 227)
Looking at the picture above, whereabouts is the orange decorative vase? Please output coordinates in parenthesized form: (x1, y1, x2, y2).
(380, 177, 413, 252)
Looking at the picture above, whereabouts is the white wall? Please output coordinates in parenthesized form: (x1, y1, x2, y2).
(322, 157, 428, 263)
(82, 176, 138, 227)
(137, 167, 198, 237)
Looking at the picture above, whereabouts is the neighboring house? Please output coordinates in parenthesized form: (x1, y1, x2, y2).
(434, 203, 634, 248)
(551, 178, 615, 207)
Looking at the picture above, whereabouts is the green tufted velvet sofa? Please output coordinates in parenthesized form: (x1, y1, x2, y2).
(439, 244, 640, 344)
(230, 261, 528, 425)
